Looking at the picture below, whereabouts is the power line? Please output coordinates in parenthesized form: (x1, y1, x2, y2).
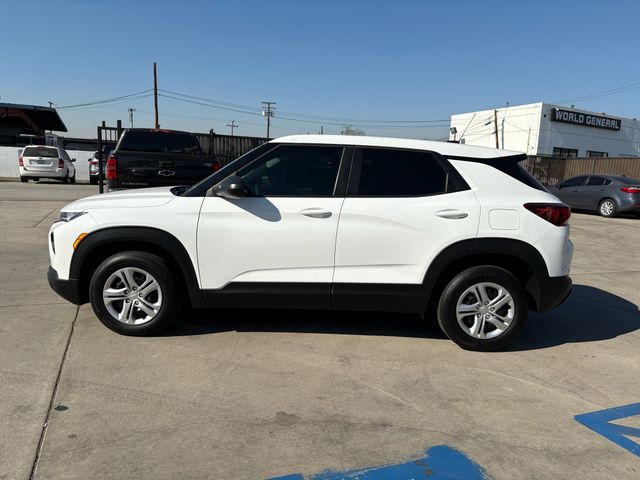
(553, 80, 640, 105)
(159, 88, 449, 125)
(57, 89, 153, 109)
(57, 94, 153, 112)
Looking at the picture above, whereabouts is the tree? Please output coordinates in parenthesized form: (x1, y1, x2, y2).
(340, 125, 366, 136)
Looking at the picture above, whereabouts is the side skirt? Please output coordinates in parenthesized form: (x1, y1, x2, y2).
(202, 282, 427, 314)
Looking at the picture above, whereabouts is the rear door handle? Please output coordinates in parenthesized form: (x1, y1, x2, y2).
(300, 208, 332, 219)
(436, 209, 468, 219)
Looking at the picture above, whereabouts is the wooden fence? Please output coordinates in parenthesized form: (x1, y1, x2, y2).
(521, 156, 640, 185)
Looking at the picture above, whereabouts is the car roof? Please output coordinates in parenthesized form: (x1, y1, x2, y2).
(124, 128, 193, 134)
(271, 134, 524, 159)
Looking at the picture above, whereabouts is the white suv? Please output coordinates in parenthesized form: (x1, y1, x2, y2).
(19, 145, 77, 183)
(47, 135, 573, 350)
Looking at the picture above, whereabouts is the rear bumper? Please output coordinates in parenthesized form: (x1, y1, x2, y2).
(47, 266, 83, 305)
(532, 274, 572, 312)
(20, 167, 66, 178)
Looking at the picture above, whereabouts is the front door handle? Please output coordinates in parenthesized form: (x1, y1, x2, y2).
(300, 208, 332, 219)
(436, 209, 468, 219)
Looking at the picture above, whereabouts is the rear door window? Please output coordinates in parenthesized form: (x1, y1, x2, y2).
(22, 146, 58, 158)
(563, 176, 587, 187)
(119, 131, 202, 153)
(586, 176, 606, 186)
(352, 148, 447, 196)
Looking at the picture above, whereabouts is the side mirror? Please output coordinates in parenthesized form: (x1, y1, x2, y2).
(213, 175, 246, 199)
(71, 158, 76, 163)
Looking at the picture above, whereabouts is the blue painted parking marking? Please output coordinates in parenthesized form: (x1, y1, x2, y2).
(575, 402, 640, 456)
(269, 444, 490, 479)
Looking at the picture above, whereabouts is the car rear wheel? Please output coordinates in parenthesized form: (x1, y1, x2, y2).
(437, 266, 527, 351)
(63, 173, 70, 184)
(598, 198, 617, 217)
(89, 177, 98, 185)
(70, 173, 76, 184)
(89, 251, 182, 335)
(20, 176, 28, 183)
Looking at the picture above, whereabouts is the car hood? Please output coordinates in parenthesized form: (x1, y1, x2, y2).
(62, 186, 177, 211)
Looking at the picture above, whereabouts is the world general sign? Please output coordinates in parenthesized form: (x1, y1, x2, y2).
(552, 108, 621, 131)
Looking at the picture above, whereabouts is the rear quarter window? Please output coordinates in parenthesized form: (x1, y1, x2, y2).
(22, 146, 58, 158)
(457, 155, 548, 192)
(119, 131, 202, 154)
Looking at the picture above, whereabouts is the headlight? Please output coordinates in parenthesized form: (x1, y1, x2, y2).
(59, 211, 87, 222)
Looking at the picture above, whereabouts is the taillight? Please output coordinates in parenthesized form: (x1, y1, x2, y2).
(58, 158, 64, 169)
(90, 159, 98, 165)
(524, 203, 571, 226)
(212, 162, 221, 172)
(621, 186, 640, 194)
(106, 154, 117, 180)
(19, 156, 24, 166)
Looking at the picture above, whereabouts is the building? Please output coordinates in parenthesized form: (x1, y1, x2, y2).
(449, 102, 640, 158)
(0, 102, 68, 150)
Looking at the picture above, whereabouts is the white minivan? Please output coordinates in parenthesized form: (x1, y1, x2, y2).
(19, 145, 76, 183)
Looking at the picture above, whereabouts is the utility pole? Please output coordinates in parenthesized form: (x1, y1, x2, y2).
(128, 108, 136, 128)
(493, 109, 500, 149)
(320, 125, 324, 135)
(153, 62, 159, 129)
(226, 120, 238, 136)
(261, 101, 276, 138)
(47, 102, 55, 133)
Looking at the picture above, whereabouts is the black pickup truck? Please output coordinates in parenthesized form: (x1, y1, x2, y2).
(106, 128, 220, 189)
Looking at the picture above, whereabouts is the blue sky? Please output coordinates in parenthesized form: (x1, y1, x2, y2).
(2, 0, 639, 139)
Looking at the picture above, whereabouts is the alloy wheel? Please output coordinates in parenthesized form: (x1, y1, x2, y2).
(456, 282, 515, 339)
(600, 200, 614, 216)
(102, 267, 163, 325)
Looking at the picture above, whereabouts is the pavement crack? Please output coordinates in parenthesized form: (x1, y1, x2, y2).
(29, 305, 79, 480)
(32, 209, 56, 228)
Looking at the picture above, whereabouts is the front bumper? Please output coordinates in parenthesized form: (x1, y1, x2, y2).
(47, 266, 82, 305)
(534, 274, 572, 312)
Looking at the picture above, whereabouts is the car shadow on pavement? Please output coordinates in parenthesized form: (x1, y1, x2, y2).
(163, 284, 639, 351)
(504, 284, 640, 351)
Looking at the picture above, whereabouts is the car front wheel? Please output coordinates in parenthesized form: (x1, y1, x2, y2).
(89, 251, 181, 335)
(437, 266, 527, 351)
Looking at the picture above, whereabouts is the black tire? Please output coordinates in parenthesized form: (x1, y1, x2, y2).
(598, 198, 617, 218)
(437, 266, 527, 351)
(63, 173, 70, 184)
(70, 174, 76, 184)
(89, 251, 182, 336)
(89, 177, 98, 185)
(20, 176, 28, 183)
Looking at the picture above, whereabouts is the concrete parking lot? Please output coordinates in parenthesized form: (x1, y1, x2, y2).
(1, 181, 638, 479)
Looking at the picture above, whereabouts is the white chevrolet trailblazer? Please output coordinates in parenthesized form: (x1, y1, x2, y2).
(48, 135, 573, 350)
